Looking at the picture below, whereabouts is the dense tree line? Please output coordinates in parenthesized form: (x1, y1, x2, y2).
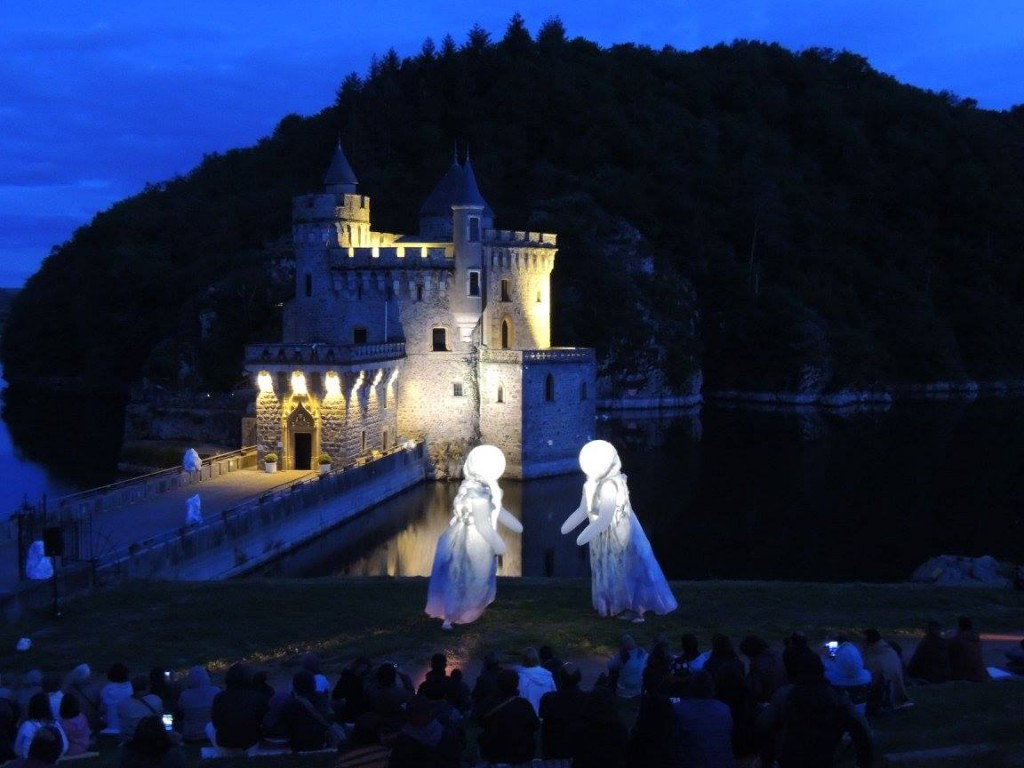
(4, 15, 1024, 398)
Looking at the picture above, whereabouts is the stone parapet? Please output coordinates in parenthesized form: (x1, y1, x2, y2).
(246, 342, 405, 368)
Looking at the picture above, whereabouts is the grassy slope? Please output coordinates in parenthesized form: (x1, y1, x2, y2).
(2, 578, 1021, 766)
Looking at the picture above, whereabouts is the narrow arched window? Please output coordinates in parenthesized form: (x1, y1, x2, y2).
(497, 384, 505, 404)
(501, 319, 511, 349)
(545, 373, 555, 402)
(580, 381, 588, 401)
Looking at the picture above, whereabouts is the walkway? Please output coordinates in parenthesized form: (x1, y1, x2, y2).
(1, 467, 314, 596)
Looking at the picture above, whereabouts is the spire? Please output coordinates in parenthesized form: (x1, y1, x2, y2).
(419, 155, 464, 218)
(453, 153, 488, 209)
(324, 141, 358, 193)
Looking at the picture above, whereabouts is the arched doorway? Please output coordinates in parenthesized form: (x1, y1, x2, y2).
(288, 402, 316, 470)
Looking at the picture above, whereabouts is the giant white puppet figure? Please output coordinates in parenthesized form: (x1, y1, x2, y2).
(561, 439, 677, 620)
(425, 444, 523, 629)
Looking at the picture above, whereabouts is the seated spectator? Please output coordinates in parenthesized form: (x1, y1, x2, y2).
(476, 669, 539, 765)
(367, 663, 410, 737)
(608, 634, 648, 699)
(670, 633, 709, 679)
(740, 635, 787, 704)
(387, 695, 461, 768)
(704, 634, 743, 682)
(62, 664, 102, 732)
(251, 671, 274, 703)
(627, 672, 674, 768)
(261, 670, 334, 753)
(444, 668, 471, 715)
(120, 715, 184, 768)
(208, 664, 267, 751)
(300, 654, 331, 714)
(336, 713, 390, 768)
(861, 628, 912, 711)
(174, 666, 219, 743)
(117, 676, 164, 743)
(668, 671, 734, 768)
(15, 671, 44, 714)
(948, 616, 991, 682)
(539, 645, 563, 688)
(419, 653, 448, 693)
(13, 693, 69, 760)
(148, 668, 181, 713)
(778, 655, 874, 768)
(6, 724, 64, 768)
(470, 652, 502, 720)
(643, 639, 674, 694)
(906, 620, 951, 683)
(1, 672, 19, 761)
(332, 657, 373, 724)
(515, 647, 557, 714)
(539, 662, 586, 760)
(100, 663, 133, 735)
(782, 632, 816, 681)
(824, 638, 873, 716)
(58, 692, 91, 756)
(572, 687, 629, 768)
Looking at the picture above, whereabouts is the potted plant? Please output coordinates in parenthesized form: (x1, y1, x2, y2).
(318, 452, 332, 475)
(264, 452, 278, 473)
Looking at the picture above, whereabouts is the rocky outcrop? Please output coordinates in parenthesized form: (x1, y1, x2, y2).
(909, 555, 1022, 587)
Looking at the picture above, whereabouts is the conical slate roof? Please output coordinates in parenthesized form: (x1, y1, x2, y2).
(419, 159, 464, 217)
(452, 155, 488, 208)
(324, 142, 358, 190)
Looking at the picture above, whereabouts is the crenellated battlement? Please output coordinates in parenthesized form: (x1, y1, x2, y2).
(484, 229, 557, 247)
(327, 244, 455, 269)
(293, 192, 371, 223)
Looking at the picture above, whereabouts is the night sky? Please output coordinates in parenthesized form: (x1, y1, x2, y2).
(3, 0, 1022, 287)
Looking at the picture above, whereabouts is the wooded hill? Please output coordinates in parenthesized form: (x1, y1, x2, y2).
(4, 16, 1024, 398)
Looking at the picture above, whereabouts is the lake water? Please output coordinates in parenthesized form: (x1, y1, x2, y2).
(3, 367, 1021, 581)
(258, 399, 1024, 582)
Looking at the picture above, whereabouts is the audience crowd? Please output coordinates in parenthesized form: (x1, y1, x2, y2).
(0, 615, 1000, 768)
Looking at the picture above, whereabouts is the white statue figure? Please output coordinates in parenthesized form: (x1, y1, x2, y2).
(561, 439, 677, 621)
(182, 448, 202, 473)
(25, 540, 54, 580)
(425, 444, 523, 630)
(185, 494, 203, 526)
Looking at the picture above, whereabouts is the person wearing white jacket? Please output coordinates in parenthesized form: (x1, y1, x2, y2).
(514, 647, 556, 715)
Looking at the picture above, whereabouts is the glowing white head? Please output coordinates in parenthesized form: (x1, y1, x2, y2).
(579, 439, 620, 480)
(463, 444, 506, 484)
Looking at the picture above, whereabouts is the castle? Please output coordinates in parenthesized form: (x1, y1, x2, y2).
(244, 144, 595, 478)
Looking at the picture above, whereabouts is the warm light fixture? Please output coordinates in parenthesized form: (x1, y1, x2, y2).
(388, 369, 400, 387)
(257, 371, 274, 394)
(291, 371, 308, 396)
(372, 369, 384, 387)
(324, 371, 341, 397)
(351, 370, 365, 398)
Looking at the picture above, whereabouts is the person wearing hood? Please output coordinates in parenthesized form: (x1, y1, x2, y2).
(948, 616, 991, 682)
(387, 695, 460, 768)
(514, 647, 556, 714)
(824, 637, 873, 716)
(62, 665, 102, 733)
(173, 666, 219, 743)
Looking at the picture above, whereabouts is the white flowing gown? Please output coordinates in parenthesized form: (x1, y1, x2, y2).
(425, 483, 513, 626)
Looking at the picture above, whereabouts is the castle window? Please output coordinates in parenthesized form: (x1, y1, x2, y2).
(304, 273, 312, 297)
(353, 327, 367, 344)
(382, 429, 388, 450)
(469, 216, 480, 242)
(536, 289, 543, 303)
(545, 373, 555, 402)
(580, 381, 588, 401)
(501, 279, 511, 302)
(497, 384, 505, 403)
(501, 319, 511, 349)
(416, 284, 424, 302)
(453, 382, 464, 398)
(432, 328, 448, 352)
(381, 387, 387, 409)
(468, 270, 481, 297)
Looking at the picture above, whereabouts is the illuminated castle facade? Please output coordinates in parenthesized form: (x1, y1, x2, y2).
(244, 145, 595, 478)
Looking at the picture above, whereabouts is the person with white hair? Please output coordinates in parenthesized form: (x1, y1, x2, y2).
(425, 445, 523, 629)
(561, 440, 677, 621)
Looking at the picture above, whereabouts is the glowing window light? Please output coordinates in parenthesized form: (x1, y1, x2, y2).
(257, 371, 274, 394)
(324, 371, 341, 397)
(388, 369, 400, 387)
(291, 371, 308, 396)
(372, 369, 384, 387)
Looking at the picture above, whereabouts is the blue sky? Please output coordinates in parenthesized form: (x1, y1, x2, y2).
(2, 0, 1022, 288)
